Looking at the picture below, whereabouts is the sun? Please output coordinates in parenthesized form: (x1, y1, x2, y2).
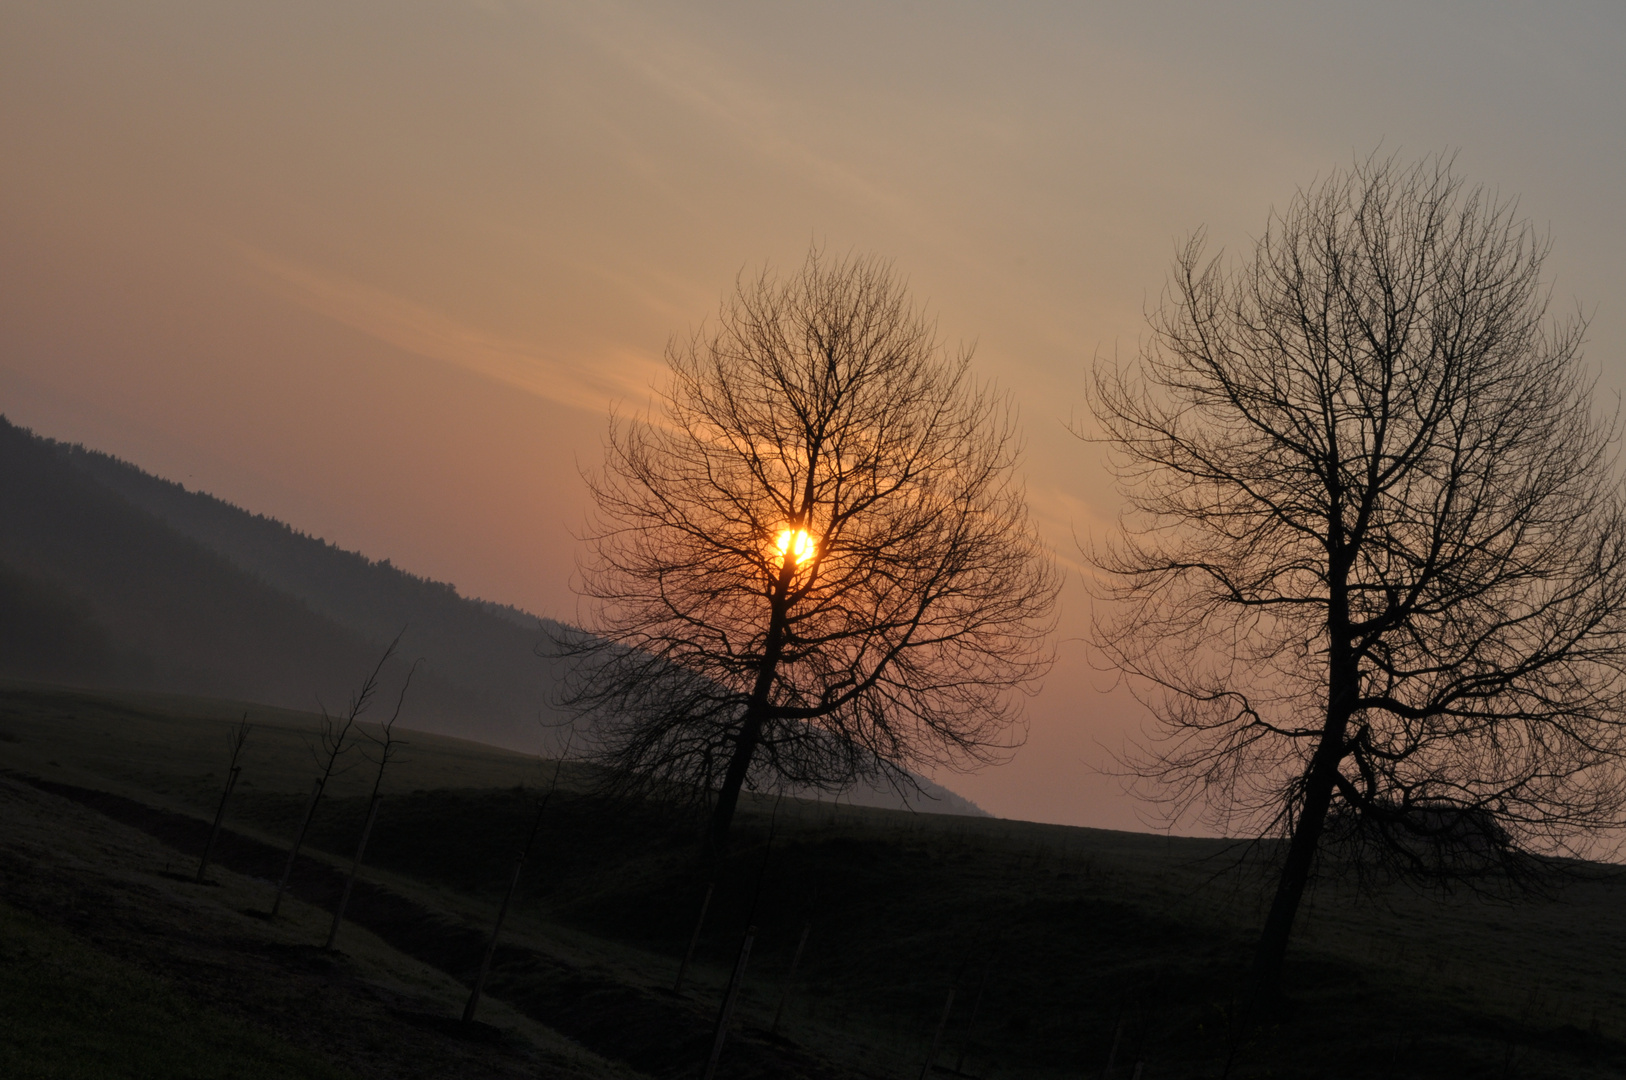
(775, 527, 815, 565)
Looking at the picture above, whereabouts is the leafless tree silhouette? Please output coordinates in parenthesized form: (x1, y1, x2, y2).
(326, 658, 416, 950)
(562, 250, 1059, 850)
(195, 714, 252, 883)
(270, 634, 399, 918)
(1087, 153, 1626, 996)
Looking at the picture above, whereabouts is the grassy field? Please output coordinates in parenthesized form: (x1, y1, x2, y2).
(4, 679, 1626, 1078)
(0, 897, 356, 1080)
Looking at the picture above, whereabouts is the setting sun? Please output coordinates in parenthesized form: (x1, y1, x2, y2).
(775, 527, 815, 565)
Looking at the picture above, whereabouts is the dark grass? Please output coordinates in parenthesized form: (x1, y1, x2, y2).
(0, 899, 356, 1080)
(10, 683, 1626, 1077)
(221, 784, 1626, 1078)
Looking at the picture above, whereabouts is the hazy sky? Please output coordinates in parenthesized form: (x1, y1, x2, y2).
(4, 1, 1623, 829)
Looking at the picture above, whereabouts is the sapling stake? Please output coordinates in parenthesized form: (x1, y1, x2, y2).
(326, 663, 416, 950)
(701, 925, 756, 1080)
(1102, 1010, 1125, 1080)
(770, 920, 811, 1036)
(325, 792, 379, 947)
(270, 636, 399, 918)
(919, 986, 956, 1080)
(271, 777, 324, 918)
(699, 794, 783, 1075)
(195, 716, 251, 883)
(674, 881, 715, 995)
(463, 738, 570, 1024)
(953, 946, 1002, 1075)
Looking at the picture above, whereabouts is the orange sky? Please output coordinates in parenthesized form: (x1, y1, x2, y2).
(4, 1, 1624, 829)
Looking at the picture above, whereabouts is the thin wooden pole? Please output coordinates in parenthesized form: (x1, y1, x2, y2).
(195, 764, 241, 883)
(463, 753, 567, 1024)
(919, 986, 956, 1080)
(324, 792, 381, 950)
(674, 881, 715, 995)
(270, 640, 398, 919)
(701, 925, 756, 1080)
(327, 664, 413, 948)
(1102, 1014, 1125, 1080)
(953, 955, 998, 1074)
(697, 798, 782, 1076)
(463, 850, 523, 1023)
(270, 777, 324, 918)
(770, 920, 811, 1035)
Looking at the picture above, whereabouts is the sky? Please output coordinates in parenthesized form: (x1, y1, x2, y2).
(3, 1, 1624, 831)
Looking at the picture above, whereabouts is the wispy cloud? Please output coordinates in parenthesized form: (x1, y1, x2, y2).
(560, 3, 944, 242)
(236, 244, 664, 413)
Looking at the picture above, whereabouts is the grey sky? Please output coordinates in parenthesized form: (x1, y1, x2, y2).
(3, 0, 1621, 827)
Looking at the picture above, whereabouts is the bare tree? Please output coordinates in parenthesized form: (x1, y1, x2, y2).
(563, 250, 1059, 851)
(1087, 153, 1626, 996)
(325, 659, 416, 951)
(270, 635, 399, 919)
(462, 736, 570, 1025)
(195, 714, 252, 883)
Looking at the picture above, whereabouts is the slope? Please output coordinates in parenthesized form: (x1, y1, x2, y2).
(0, 415, 514, 742)
(53, 428, 572, 752)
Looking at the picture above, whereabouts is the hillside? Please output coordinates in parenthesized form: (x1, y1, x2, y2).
(50, 425, 575, 753)
(0, 415, 571, 753)
(0, 416, 405, 709)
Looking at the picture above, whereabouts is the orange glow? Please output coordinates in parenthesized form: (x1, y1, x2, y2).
(775, 527, 815, 565)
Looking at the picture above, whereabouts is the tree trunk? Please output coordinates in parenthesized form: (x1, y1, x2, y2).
(709, 595, 790, 853)
(464, 771, 559, 1023)
(195, 764, 241, 883)
(709, 705, 767, 853)
(1251, 649, 1355, 997)
(463, 850, 525, 1024)
(1247, 529, 1363, 999)
(324, 791, 381, 950)
(270, 777, 324, 918)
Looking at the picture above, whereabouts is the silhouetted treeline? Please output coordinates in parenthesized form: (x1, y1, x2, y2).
(0, 414, 568, 749)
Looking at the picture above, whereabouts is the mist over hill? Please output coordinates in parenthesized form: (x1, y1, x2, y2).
(0, 415, 984, 816)
(0, 414, 568, 753)
(55, 430, 576, 755)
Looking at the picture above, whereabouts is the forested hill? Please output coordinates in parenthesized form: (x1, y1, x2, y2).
(0, 415, 570, 753)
